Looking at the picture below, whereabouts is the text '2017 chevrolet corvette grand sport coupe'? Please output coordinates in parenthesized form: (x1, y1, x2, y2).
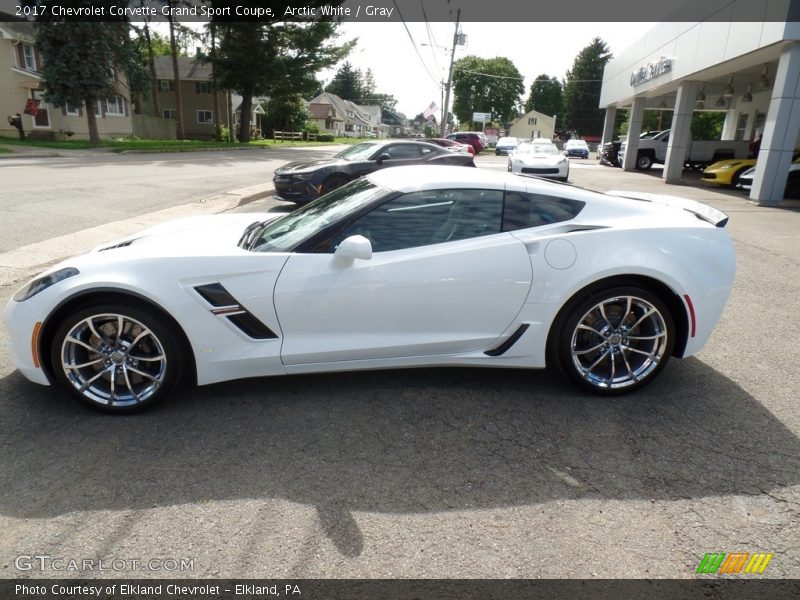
(5, 166, 735, 412)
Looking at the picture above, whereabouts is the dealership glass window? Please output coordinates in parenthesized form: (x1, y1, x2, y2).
(333, 189, 504, 252)
(197, 110, 213, 124)
(734, 113, 748, 141)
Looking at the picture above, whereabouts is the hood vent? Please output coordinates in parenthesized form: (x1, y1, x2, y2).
(99, 239, 137, 252)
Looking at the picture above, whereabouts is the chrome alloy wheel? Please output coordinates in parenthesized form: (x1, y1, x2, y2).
(60, 313, 167, 406)
(570, 295, 669, 390)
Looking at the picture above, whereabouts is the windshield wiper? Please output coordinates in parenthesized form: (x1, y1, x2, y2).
(238, 220, 270, 250)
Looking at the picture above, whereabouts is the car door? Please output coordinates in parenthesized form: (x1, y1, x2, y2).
(273, 187, 533, 365)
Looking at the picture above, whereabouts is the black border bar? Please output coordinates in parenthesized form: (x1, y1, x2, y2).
(3, 579, 800, 600)
(1, 0, 799, 23)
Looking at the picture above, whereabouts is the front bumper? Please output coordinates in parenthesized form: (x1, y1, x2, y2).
(566, 150, 589, 158)
(3, 297, 50, 386)
(272, 177, 319, 204)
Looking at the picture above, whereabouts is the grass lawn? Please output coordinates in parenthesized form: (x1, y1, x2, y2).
(0, 146, 12, 153)
(0, 136, 360, 153)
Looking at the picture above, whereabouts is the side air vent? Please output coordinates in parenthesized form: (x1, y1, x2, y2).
(485, 323, 530, 356)
(194, 283, 278, 340)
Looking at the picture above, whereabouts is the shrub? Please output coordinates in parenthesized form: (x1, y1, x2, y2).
(316, 133, 335, 142)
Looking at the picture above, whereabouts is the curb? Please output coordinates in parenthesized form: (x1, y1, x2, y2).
(0, 184, 275, 289)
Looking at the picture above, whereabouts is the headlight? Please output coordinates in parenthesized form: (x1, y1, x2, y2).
(292, 173, 315, 181)
(718, 163, 738, 170)
(13, 267, 79, 302)
(558, 158, 567, 165)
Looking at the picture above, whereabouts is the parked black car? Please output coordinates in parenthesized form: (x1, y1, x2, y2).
(599, 140, 622, 167)
(273, 141, 476, 204)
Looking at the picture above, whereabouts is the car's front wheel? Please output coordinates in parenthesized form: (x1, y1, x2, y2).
(319, 174, 349, 196)
(553, 287, 675, 394)
(51, 303, 184, 412)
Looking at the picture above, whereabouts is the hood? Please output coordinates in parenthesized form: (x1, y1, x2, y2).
(88, 212, 281, 259)
(276, 158, 345, 174)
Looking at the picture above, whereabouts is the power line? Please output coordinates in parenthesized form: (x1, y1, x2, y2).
(392, 0, 440, 87)
(419, 0, 441, 75)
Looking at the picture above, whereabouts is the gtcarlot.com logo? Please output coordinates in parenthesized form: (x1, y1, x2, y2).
(696, 552, 773, 575)
(14, 554, 194, 572)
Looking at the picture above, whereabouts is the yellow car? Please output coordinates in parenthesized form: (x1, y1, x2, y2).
(701, 159, 756, 186)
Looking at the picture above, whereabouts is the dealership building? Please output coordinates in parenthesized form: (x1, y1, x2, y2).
(599, 4, 800, 205)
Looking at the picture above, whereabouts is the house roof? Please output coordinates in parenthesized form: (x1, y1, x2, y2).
(311, 92, 371, 127)
(153, 56, 213, 81)
(309, 103, 340, 120)
(0, 21, 36, 43)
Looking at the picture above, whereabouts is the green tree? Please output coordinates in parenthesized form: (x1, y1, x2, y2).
(210, 10, 352, 143)
(524, 74, 563, 125)
(562, 38, 612, 137)
(324, 61, 364, 101)
(34, 4, 148, 145)
(263, 95, 309, 136)
(691, 112, 725, 140)
(452, 55, 524, 127)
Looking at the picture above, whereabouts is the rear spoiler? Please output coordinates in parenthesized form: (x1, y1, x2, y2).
(606, 190, 729, 228)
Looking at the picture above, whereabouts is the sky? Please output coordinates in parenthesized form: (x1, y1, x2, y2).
(319, 22, 655, 118)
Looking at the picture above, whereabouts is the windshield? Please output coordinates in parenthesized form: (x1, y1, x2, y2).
(333, 142, 380, 161)
(567, 140, 587, 148)
(497, 137, 517, 146)
(516, 143, 559, 155)
(248, 178, 388, 252)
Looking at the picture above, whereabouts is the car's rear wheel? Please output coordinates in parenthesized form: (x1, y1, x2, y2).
(636, 153, 654, 170)
(554, 287, 674, 394)
(320, 174, 349, 196)
(51, 303, 184, 412)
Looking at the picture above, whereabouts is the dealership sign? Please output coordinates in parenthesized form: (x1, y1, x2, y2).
(630, 57, 672, 87)
(472, 112, 491, 123)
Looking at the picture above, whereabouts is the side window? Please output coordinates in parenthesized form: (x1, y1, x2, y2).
(503, 191, 585, 230)
(383, 144, 421, 159)
(419, 145, 434, 155)
(333, 189, 504, 253)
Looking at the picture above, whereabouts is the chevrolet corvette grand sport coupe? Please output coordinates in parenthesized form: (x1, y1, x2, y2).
(272, 140, 475, 204)
(4, 166, 735, 413)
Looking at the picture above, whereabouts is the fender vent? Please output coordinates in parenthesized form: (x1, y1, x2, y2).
(485, 323, 530, 356)
(194, 283, 278, 340)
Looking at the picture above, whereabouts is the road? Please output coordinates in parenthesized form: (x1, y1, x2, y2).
(0, 147, 340, 253)
(0, 151, 799, 581)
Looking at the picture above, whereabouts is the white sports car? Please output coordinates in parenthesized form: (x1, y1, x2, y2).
(508, 142, 570, 181)
(4, 166, 735, 413)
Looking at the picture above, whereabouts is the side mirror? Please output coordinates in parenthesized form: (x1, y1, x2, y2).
(332, 235, 372, 267)
(376, 153, 392, 164)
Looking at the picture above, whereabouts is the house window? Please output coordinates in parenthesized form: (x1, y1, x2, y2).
(528, 117, 537, 125)
(196, 82, 210, 94)
(197, 110, 213, 124)
(105, 96, 125, 116)
(159, 80, 176, 92)
(22, 44, 36, 70)
(30, 90, 50, 128)
(65, 102, 82, 116)
(95, 100, 103, 117)
(163, 108, 176, 120)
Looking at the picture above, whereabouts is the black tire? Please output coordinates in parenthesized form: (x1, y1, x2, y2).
(551, 286, 675, 395)
(319, 174, 349, 196)
(50, 302, 185, 413)
(785, 173, 800, 199)
(635, 153, 653, 171)
(730, 166, 749, 187)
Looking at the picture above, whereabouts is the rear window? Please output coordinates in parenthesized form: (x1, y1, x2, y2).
(503, 191, 585, 230)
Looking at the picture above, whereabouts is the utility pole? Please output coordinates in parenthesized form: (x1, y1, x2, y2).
(440, 8, 461, 137)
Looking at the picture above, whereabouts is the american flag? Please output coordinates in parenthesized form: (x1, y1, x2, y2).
(422, 102, 438, 119)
